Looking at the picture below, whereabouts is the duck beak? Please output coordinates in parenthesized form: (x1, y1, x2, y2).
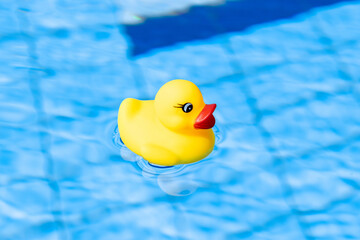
(194, 104, 216, 129)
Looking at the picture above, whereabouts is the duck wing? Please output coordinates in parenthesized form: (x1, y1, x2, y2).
(141, 143, 179, 166)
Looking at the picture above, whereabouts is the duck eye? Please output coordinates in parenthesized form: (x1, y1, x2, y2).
(182, 103, 193, 113)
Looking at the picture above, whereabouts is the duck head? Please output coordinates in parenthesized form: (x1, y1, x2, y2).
(154, 79, 216, 132)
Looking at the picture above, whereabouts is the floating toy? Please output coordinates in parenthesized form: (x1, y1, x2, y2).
(118, 79, 216, 166)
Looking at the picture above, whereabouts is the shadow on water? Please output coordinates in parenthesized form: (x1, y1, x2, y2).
(112, 123, 222, 196)
(124, 0, 356, 56)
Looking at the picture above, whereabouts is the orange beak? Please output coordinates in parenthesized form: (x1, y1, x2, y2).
(194, 104, 216, 129)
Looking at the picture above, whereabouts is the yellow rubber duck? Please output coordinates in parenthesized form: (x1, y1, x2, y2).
(118, 79, 216, 166)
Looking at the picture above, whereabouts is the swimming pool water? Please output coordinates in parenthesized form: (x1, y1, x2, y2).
(1, 0, 360, 239)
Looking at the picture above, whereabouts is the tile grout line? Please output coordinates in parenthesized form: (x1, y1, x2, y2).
(107, 1, 185, 239)
(219, 32, 360, 238)
(109, 0, 152, 99)
(207, 5, 360, 237)
(308, 10, 360, 109)
(192, 8, 313, 239)
(14, 7, 69, 240)
(213, 34, 314, 240)
(107, 3, 192, 239)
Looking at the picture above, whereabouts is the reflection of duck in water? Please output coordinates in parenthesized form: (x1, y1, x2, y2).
(118, 79, 216, 166)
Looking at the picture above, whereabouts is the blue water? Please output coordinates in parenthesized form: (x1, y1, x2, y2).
(1, 0, 360, 239)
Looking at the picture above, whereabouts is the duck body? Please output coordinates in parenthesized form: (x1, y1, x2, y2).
(118, 80, 216, 166)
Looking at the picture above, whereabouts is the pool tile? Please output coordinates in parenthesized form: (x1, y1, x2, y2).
(0, 146, 46, 180)
(282, 141, 360, 212)
(135, 37, 235, 95)
(301, 195, 360, 239)
(236, 215, 306, 240)
(0, 180, 53, 216)
(262, 94, 360, 156)
(227, 11, 324, 75)
(179, 168, 291, 238)
(217, 124, 273, 169)
(312, 2, 360, 47)
(201, 79, 254, 125)
(248, 54, 351, 111)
